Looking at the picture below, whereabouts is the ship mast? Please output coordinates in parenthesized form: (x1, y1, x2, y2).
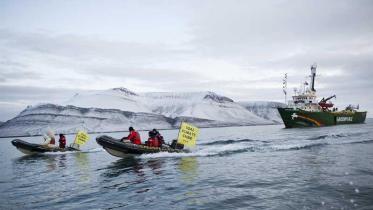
(310, 63, 317, 92)
(283, 73, 287, 104)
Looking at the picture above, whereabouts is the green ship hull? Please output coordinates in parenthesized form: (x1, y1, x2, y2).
(278, 108, 367, 128)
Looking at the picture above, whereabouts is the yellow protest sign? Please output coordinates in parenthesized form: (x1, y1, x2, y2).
(74, 131, 90, 146)
(177, 122, 199, 147)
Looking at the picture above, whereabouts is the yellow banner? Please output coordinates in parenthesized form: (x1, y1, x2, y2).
(74, 131, 90, 146)
(177, 122, 199, 147)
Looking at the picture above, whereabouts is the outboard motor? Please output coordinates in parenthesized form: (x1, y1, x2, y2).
(170, 140, 184, 149)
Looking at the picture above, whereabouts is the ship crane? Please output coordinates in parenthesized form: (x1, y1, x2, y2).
(318, 94, 336, 110)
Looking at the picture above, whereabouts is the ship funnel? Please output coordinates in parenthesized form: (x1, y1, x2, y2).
(310, 63, 317, 91)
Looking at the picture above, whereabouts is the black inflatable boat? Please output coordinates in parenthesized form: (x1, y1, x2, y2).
(96, 135, 188, 158)
(11, 139, 79, 155)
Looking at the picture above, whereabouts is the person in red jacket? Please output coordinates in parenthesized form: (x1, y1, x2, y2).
(59, 134, 66, 149)
(121, 127, 141, 145)
(146, 130, 160, 147)
(152, 129, 164, 147)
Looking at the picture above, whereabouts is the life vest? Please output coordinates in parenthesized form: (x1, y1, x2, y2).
(59, 136, 66, 148)
(147, 137, 160, 147)
(155, 134, 164, 146)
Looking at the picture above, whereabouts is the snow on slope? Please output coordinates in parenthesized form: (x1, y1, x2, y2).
(0, 104, 173, 137)
(144, 91, 270, 124)
(0, 104, 254, 137)
(66, 89, 271, 124)
(0, 88, 282, 137)
(63, 88, 151, 113)
(238, 101, 286, 123)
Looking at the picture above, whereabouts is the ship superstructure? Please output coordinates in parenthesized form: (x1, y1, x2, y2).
(278, 64, 367, 128)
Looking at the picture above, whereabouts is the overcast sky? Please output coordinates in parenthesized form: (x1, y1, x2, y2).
(1, 0, 372, 121)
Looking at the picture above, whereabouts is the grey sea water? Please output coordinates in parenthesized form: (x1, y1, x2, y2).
(1, 120, 373, 210)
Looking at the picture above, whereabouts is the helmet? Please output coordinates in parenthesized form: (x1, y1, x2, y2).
(129, 127, 134, 131)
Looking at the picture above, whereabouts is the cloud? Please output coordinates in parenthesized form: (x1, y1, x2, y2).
(0, 0, 372, 119)
(0, 57, 40, 82)
(0, 102, 26, 122)
(0, 29, 180, 61)
(0, 29, 199, 89)
(0, 29, 186, 67)
(189, 0, 373, 58)
(184, 0, 373, 113)
(0, 85, 80, 107)
(0, 85, 80, 121)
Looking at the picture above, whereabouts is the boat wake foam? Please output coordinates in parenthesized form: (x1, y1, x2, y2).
(140, 143, 262, 159)
(271, 142, 328, 151)
(200, 138, 262, 146)
(307, 131, 368, 140)
(140, 137, 373, 159)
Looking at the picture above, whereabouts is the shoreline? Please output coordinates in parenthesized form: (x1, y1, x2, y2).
(0, 123, 280, 139)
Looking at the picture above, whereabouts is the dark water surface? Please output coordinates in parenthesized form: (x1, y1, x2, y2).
(1, 120, 373, 210)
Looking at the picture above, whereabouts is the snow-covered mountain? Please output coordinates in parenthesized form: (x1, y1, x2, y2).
(0, 104, 171, 137)
(238, 101, 286, 123)
(64, 87, 151, 113)
(64, 88, 272, 124)
(143, 91, 271, 124)
(0, 88, 282, 137)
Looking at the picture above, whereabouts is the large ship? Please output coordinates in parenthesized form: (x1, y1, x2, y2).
(278, 64, 367, 128)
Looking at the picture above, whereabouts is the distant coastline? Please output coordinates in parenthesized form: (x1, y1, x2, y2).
(0, 122, 279, 139)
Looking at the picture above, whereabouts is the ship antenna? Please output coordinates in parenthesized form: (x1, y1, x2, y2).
(310, 63, 317, 92)
(282, 73, 288, 103)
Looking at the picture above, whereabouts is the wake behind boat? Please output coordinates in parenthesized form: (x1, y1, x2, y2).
(96, 135, 188, 158)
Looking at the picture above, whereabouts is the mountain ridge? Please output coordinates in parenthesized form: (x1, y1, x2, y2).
(0, 88, 283, 137)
